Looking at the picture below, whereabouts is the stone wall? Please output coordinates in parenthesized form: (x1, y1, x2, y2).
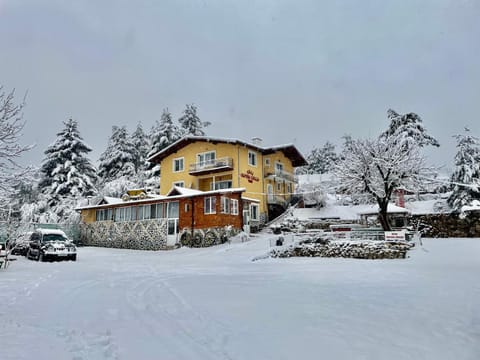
(410, 212, 480, 238)
(270, 241, 413, 259)
(179, 226, 240, 247)
(80, 219, 168, 250)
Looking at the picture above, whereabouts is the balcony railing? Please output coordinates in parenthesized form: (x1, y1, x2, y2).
(264, 169, 295, 182)
(267, 195, 289, 207)
(189, 157, 234, 174)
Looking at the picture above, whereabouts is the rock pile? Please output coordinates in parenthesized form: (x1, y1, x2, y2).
(270, 240, 414, 260)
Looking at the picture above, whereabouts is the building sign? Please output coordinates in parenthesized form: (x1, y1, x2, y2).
(240, 169, 259, 183)
(384, 230, 406, 242)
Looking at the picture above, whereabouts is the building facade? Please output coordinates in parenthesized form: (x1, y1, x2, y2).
(147, 136, 307, 225)
(76, 187, 256, 250)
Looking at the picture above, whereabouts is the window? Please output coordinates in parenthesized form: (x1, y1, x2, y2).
(197, 151, 216, 167)
(248, 150, 257, 166)
(115, 207, 125, 222)
(173, 157, 184, 172)
(137, 206, 144, 220)
(125, 207, 132, 221)
(167, 201, 179, 218)
(287, 183, 292, 195)
(173, 181, 185, 188)
(231, 199, 239, 215)
(204, 196, 216, 214)
(265, 158, 270, 166)
(151, 203, 165, 219)
(211, 180, 232, 190)
(250, 204, 259, 220)
(221, 197, 231, 214)
(143, 204, 151, 219)
(277, 182, 282, 192)
(96, 209, 109, 221)
(275, 162, 284, 172)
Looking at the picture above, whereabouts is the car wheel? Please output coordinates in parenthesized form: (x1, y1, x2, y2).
(38, 253, 44, 262)
(26, 249, 33, 260)
(70, 254, 77, 261)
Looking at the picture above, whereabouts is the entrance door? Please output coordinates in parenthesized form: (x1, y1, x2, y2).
(243, 209, 250, 234)
(166, 202, 179, 247)
(267, 184, 274, 202)
(167, 218, 178, 247)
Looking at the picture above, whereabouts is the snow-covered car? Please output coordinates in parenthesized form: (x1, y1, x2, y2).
(26, 229, 77, 262)
(11, 231, 33, 256)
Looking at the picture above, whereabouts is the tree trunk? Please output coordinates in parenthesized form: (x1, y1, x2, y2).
(377, 201, 391, 231)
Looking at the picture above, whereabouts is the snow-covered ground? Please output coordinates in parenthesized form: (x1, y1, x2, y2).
(1, 235, 479, 360)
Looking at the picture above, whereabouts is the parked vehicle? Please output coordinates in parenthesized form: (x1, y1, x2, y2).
(26, 229, 77, 262)
(10, 232, 33, 256)
(0, 237, 9, 269)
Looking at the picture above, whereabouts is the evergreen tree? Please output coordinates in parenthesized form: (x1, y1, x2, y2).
(39, 118, 97, 207)
(178, 103, 210, 136)
(130, 122, 149, 173)
(98, 126, 136, 183)
(298, 142, 339, 174)
(448, 128, 480, 210)
(381, 109, 439, 148)
(147, 108, 181, 160)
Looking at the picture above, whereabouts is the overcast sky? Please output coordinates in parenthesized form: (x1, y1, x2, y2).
(1, 0, 479, 171)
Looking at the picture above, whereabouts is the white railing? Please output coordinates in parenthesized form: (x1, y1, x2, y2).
(189, 157, 233, 173)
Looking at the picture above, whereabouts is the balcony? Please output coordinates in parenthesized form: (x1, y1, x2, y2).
(264, 169, 295, 182)
(267, 195, 289, 207)
(189, 157, 234, 175)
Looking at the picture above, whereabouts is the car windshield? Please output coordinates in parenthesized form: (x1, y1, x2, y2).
(42, 234, 67, 242)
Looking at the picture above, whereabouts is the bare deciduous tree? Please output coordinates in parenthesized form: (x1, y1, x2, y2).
(335, 135, 425, 230)
(0, 86, 32, 193)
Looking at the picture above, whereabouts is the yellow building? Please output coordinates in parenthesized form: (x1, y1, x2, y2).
(147, 136, 307, 226)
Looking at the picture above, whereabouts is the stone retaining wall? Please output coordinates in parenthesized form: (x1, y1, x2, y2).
(271, 241, 413, 259)
(410, 213, 480, 238)
(80, 219, 168, 250)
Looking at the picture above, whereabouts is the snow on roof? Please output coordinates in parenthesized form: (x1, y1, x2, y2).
(357, 203, 410, 215)
(461, 200, 480, 213)
(292, 203, 410, 221)
(102, 196, 124, 205)
(166, 186, 204, 197)
(146, 136, 307, 166)
(404, 199, 449, 215)
(75, 188, 246, 211)
(241, 196, 261, 203)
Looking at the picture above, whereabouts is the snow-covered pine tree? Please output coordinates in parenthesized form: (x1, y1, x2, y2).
(144, 109, 182, 192)
(130, 122, 149, 174)
(98, 126, 136, 183)
(448, 127, 480, 211)
(39, 118, 97, 208)
(298, 142, 339, 175)
(178, 104, 210, 136)
(381, 109, 439, 148)
(147, 108, 181, 162)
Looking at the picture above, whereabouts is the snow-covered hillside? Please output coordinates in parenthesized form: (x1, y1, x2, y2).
(1, 236, 479, 360)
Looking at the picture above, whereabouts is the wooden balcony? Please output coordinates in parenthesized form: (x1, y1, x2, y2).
(189, 157, 234, 175)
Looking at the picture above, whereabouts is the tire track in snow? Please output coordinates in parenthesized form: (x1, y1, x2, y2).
(158, 277, 234, 360)
(122, 270, 234, 360)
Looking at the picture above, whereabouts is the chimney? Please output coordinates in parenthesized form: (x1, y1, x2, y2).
(251, 137, 263, 146)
